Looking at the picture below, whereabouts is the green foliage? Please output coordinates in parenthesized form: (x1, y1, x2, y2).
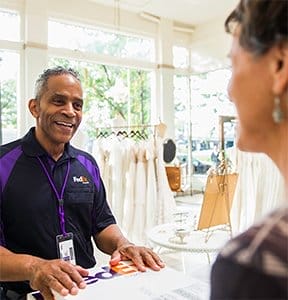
(1, 79, 17, 128)
(49, 57, 151, 140)
(129, 69, 150, 125)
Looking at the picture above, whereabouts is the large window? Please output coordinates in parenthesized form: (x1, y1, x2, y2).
(0, 9, 20, 144)
(48, 20, 154, 148)
(174, 75, 190, 165)
(190, 69, 235, 162)
(49, 20, 155, 62)
(173, 46, 189, 69)
(49, 57, 152, 141)
(174, 69, 236, 193)
(0, 9, 20, 41)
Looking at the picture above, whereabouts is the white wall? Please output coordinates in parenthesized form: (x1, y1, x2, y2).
(190, 16, 232, 73)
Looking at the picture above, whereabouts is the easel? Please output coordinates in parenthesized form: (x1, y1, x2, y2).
(197, 116, 238, 242)
(197, 171, 238, 242)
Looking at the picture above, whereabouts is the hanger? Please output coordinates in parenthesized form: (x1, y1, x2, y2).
(129, 129, 147, 140)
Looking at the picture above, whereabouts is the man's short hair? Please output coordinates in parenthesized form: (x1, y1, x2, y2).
(34, 66, 81, 100)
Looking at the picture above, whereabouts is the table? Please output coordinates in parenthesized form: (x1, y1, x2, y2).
(27, 263, 204, 300)
(147, 223, 230, 271)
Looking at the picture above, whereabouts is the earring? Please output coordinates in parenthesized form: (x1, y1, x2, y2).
(272, 96, 284, 123)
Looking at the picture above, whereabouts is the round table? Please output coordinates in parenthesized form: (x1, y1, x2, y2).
(147, 223, 230, 270)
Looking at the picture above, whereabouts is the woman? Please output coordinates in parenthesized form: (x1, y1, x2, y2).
(210, 1, 288, 299)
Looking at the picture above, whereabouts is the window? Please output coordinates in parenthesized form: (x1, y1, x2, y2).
(0, 9, 20, 42)
(49, 57, 152, 142)
(49, 20, 155, 62)
(0, 9, 20, 145)
(48, 19, 155, 149)
(174, 75, 190, 165)
(0, 51, 19, 144)
(173, 46, 189, 68)
(174, 68, 236, 193)
(190, 69, 235, 163)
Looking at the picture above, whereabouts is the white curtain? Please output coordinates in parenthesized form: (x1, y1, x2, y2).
(229, 148, 286, 235)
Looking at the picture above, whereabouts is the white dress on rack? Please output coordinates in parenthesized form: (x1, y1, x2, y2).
(92, 139, 105, 176)
(92, 133, 177, 243)
(118, 138, 131, 228)
(131, 143, 147, 244)
(102, 139, 113, 207)
(108, 137, 129, 226)
(92, 138, 112, 206)
(122, 143, 137, 238)
(145, 138, 158, 232)
(155, 136, 176, 225)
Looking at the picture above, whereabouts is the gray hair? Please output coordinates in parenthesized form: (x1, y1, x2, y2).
(34, 66, 81, 100)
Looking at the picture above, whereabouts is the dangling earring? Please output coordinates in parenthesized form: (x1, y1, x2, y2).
(272, 96, 284, 123)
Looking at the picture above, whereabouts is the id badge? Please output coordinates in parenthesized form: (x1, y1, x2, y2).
(56, 232, 76, 265)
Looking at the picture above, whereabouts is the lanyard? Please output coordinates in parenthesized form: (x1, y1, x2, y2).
(37, 157, 70, 236)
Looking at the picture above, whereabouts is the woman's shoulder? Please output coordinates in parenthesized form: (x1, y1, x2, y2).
(219, 206, 288, 277)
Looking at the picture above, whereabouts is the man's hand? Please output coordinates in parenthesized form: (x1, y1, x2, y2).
(110, 244, 165, 272)
(28, 258, 88, 300)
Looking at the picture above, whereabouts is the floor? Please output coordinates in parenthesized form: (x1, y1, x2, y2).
(94, 193, 217, 299)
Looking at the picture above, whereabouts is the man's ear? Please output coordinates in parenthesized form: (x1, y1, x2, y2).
(28, 98, 40, 118)
(272, 43, 288, 95)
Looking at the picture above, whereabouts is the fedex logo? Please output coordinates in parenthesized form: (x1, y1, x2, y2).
(29, 263, 138, 299)
(84, 262, 138, 285)
(73, 176, 89, 184)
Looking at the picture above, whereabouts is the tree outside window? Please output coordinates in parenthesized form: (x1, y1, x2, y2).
(49, 57, 151, 143)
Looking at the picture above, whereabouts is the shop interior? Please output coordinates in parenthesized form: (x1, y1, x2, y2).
(0, 0, 286, 298)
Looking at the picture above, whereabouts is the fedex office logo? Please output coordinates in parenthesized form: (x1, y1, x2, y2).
(84, 262, 138, 285)
(73, 176, 89, 184)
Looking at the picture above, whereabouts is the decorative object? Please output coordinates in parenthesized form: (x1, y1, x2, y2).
(165, 166, 181, 192)
(169, 210, 190, 244)
(197, 116, 238, 241)
(272, 96, 284, 123)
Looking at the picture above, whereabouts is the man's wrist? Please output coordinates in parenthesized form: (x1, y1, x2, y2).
(116, 241, 134, 251)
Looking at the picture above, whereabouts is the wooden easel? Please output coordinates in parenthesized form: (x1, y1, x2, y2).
(197, 115, 238, 242)
(197, 171, 238, 241)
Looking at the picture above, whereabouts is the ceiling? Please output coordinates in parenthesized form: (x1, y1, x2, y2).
(89, 0, 238, 26)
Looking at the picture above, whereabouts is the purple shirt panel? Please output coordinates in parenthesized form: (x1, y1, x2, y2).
(0, 146, 22, 246)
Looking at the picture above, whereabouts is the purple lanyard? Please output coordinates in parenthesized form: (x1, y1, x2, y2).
(37, 157, 70, 236)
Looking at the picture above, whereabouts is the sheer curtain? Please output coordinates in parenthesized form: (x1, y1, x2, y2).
(230, 149, 286, 234)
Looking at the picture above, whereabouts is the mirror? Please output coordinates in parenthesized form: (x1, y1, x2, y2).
(163, 139, 176, 163)
(219, 115, 237, 158)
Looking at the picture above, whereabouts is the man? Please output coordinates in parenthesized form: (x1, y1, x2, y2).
(0, 66, 164, 300)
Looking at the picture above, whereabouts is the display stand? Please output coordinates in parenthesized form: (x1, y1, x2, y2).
(197, 115, 238, 242)
(197, 171, 238, 241)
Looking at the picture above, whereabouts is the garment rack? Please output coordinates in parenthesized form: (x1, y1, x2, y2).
(96, 123, 166, 139)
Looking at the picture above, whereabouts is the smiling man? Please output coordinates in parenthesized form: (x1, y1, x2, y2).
(0, 67, 164, 300)
(30, 67, 84, 161)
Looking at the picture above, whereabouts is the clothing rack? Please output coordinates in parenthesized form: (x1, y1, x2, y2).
(96, 124, 157, 129)
(96, 123, 166, 139)
(92, 121, 174, 244)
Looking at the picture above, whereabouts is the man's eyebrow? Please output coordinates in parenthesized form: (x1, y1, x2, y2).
(53, 93, 83, 101)
(75, 97, 84, 102)
(53, 92, 66, 98)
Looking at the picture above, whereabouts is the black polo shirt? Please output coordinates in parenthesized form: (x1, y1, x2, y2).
(0, 127, 116, 294)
